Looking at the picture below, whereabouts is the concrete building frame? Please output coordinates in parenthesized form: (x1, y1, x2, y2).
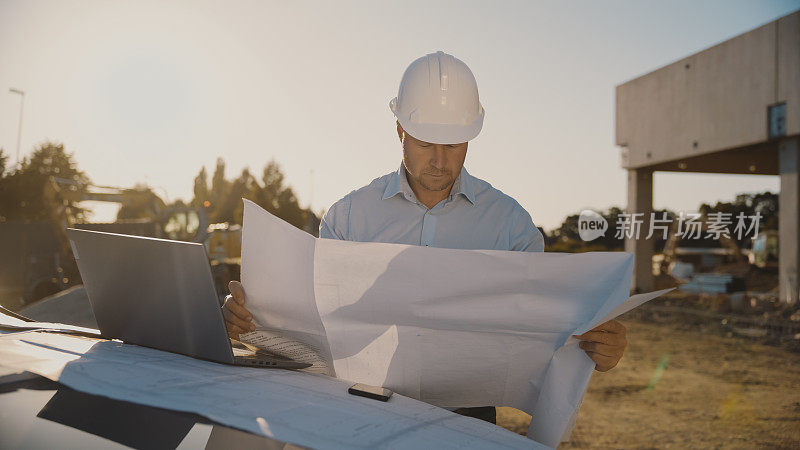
(615, 11, 800, 304)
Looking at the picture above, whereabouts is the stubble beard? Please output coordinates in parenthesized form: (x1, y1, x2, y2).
(417, 172, 454, 191)
(402, 144, 456, 192)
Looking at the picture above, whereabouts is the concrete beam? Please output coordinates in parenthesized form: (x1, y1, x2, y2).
(779, 138, 799, 304)
(616, 10, 800, 170)
(644, 140, 778, 175)
(625, 169, 654, 293)
(616, 15, 781, 168)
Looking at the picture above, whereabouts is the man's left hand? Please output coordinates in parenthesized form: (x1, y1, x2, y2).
(573, 320, 627, 372)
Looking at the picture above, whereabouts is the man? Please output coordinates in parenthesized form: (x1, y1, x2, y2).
(223, 51, 627, 424)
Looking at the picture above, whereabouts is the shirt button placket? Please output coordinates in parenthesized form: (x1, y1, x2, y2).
(421, 211, 437, 247)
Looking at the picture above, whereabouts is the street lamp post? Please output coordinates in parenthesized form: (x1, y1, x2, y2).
(9, 88, 25, 168)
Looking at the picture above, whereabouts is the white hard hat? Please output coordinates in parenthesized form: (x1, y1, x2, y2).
(390, 51, 485, 144)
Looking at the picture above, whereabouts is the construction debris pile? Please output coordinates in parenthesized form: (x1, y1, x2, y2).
(638, 266, 799, 351)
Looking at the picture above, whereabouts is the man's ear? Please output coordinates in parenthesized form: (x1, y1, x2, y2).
(396, 120, 404, 144)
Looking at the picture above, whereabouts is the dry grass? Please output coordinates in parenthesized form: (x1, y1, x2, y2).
(496, 319, 800, 449)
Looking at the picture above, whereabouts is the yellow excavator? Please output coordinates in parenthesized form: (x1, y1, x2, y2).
(0, 177, 240, 308)
(52, 177, 243, 300)
(45, 176, 208, 242)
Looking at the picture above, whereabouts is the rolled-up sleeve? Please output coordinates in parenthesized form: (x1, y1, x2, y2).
(509, 205, 545, 253)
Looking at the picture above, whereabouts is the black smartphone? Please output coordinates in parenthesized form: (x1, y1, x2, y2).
(347, 383, 393, 402)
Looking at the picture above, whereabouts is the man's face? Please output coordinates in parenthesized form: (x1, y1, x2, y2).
(399, 125, 468, 192)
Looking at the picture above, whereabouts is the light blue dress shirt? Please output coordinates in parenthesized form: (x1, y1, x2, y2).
(319, 164, 545, 252)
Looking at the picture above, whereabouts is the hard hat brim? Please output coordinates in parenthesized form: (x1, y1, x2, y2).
(390, 97, 485, 145)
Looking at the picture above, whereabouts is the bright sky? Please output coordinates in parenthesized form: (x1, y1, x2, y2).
(0, 0, 797, 229)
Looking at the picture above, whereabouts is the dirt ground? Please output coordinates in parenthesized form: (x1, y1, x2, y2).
(496, 317, 800, 449)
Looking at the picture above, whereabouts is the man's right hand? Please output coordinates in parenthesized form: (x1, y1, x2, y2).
(222, 280, 255, 339)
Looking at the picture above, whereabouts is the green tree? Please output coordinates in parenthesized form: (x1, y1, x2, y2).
(0, 148, 7, 177)
(190, 157, 316, 233)
(549, 207, 674, 252)
(253, 160, 307, 229)
(222, 167, 256, 224)
(0, 142, 90, 224)
(209, 158, 229, 222)
(192, 166, 210, 209)
(699, 192, 778, 245)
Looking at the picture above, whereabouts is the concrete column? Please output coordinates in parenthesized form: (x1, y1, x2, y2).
(625, 168, 654, 293)
(779, 138, 799, 305)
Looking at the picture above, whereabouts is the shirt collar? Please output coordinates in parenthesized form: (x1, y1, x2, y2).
(382, 164, 476, 206)
(452, 166, 477, 205)
(381, 164, 411, 201)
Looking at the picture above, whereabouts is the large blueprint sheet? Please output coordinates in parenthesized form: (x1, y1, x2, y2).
(0, 327, 544, 449)
(240, 200, 670, 447)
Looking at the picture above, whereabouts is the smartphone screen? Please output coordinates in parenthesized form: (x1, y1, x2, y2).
(348, 383, 393, 402)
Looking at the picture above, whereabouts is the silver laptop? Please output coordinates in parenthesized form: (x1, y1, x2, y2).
(66, 228, 310, 370)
